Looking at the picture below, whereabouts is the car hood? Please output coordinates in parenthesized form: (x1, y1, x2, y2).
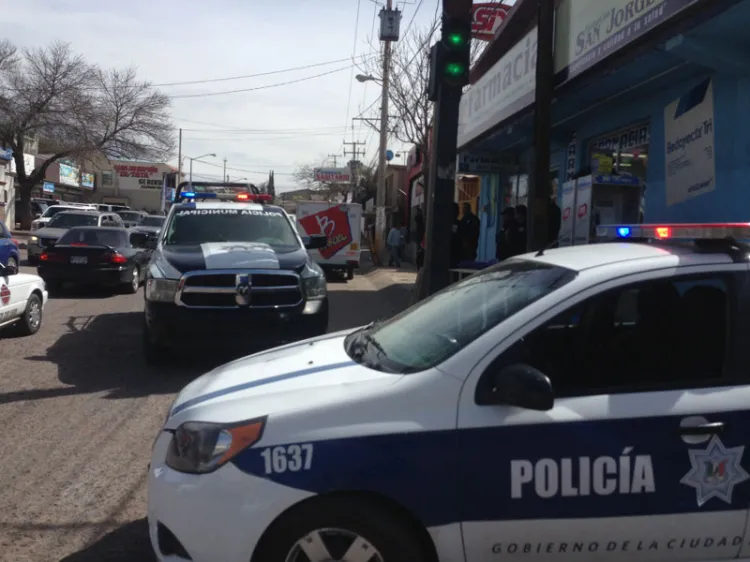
(151, 241, 309, 276)
(134, 226, 161, 235)
(165, 330, 398, 426)
(32, 227, 68, 239)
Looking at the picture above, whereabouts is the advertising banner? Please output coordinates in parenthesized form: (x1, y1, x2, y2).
(0, 147, 12, 161)
(572, 175, 592, 245)
(664, 77, 715, 206)
(298, 205, 353, 260)
(555, 0, 701, 81)
(80, 172, 95, 189)
(59, 163, 80, 187)
(458, 26, 537, 148)
(113, 162, 166, 190)
(558, 180, 577, 247)
(313, 167, 351, 184)
(42, 181, 55, 194)
(471, 3, 511, 41)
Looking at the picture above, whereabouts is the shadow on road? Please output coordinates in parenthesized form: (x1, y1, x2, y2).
(47, 284, 123, 300)
(58, 518, 155, 562)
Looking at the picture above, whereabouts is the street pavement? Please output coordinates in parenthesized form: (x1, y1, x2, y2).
(0, 250, 415, 562)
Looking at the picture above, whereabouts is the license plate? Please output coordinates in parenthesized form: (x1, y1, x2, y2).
(70, 256, 87, 264)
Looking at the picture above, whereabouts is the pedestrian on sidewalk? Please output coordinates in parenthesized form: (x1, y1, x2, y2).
(386, 222, 402, 268)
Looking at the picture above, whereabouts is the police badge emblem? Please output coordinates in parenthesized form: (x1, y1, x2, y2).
(680, 435, 749, 506)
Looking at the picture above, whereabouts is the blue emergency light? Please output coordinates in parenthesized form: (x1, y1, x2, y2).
(597, 222, 750, 241)
(181, 191, 195, 198)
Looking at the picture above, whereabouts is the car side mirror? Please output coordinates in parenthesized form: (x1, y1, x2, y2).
(130, 232, 148, 248)
(305, 234, 327, 250)
(0, 262, 16, 276)
(484, 363, 554, 411)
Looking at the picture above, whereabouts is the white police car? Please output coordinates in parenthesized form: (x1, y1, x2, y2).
(0, 260, 47, 335)
(148, 223, 750, 562)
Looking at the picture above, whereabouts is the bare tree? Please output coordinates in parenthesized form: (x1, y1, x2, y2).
(0, 41, 174, 227)
(0, 40, 17, 72)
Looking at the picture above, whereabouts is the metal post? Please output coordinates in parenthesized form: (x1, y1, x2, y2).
(375, 0, 392, 259)
(189, 158, 193, 184)
(223, 158, 227, 183)
(177, 128, 182, 185)
(529, 0, 555, 251)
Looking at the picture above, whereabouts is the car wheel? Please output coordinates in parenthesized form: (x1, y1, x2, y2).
(253, 497, 429, 562)
(143, 322, 170, 365)
(15, 293, 43, 336)
(7, 256, 18, 271)
(123, 266, 140, 294)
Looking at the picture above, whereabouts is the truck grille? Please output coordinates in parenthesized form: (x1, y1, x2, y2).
(176, 269, 303, 309)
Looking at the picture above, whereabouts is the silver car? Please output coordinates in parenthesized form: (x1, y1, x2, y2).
(116, 210, 147, 228)
(27, 211, 124, 264)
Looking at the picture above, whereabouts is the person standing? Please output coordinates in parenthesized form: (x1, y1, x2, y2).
(459, 202, 480, 262)
(495, 206, 517, 261)
(511, 204, 528, 256)
(386, 222, 402, 268)
(450, 202, 461, 268)
(548, 196, 562, 246)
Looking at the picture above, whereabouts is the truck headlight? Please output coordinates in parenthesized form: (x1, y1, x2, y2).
(301, 263, 327, 299)
(145, 278, 179, 302)
(165, 417, 266, 474)
(30, 236, 38, 243)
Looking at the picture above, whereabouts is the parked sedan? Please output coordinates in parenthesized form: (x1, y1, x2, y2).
(27, 211, 123, 264)
(0, 219, 20, 269)
(37, 227, 153, 294)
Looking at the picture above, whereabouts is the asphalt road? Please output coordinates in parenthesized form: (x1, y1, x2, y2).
(0, 254, 414, 562)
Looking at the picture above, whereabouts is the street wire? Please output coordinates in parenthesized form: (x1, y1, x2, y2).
(343, 0, 364, 143)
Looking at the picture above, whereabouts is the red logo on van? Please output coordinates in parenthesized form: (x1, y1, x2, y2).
(0, 284, 10, 305)
(299, 206, 353, 260)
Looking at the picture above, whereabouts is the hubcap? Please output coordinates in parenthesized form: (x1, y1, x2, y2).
(285, 528, 382, 562)
(8, 257, 17, 269)
(132, 268, 139, 290)
(28, 300, 41, 329)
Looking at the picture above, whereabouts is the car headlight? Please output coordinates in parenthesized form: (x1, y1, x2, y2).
(145, 278, 179, 302)
(165, 417, 266, 474)
(301, 263, 327, 299)
(30, 236, 38, 242)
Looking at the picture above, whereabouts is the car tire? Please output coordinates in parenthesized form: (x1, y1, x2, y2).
(253, 497, 430, 562)
(122, 266, 140, 294)
(347, 266, 355, 280)
(143, 322, 170, 365)
(27, 256, 38, 266)
(15, 293, 43, 336)
(7, 256, 18, 271)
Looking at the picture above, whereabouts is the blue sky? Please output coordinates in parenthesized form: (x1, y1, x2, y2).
(0, 0, 446, 191)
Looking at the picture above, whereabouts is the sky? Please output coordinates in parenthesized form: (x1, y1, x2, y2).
(0, 0, 448, 192)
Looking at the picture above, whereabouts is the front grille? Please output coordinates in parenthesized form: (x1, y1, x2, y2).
(176, 270, 303, 309)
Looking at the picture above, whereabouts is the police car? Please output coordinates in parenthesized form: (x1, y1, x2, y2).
(148, 223, 750, 562)
(0, 260, 47, 335)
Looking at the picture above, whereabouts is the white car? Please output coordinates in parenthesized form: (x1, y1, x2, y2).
(148, 222, 750, 562)
(0, 261, 47, 335)
(31, 204, 96, 231)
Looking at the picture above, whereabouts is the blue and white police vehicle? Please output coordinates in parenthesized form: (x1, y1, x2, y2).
(148, 222, 750, 562)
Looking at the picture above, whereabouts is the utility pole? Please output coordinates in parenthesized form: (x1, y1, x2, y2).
(223, 158, 228, 184)
(327, 154, 340, 167)
(344, 141, 367, 203)
(177, 128, 182, 187)
(375, 0, 401, 259)
(529, 0, 555, 251)
(419, 0, 472, 298)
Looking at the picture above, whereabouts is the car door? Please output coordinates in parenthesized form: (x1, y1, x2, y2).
(457, 264, 750, 562)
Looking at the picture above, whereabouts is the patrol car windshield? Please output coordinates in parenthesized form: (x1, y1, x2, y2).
(164, 208, 299, 247)
(47, 213, 99, 228)
(354, 260, 577, 372)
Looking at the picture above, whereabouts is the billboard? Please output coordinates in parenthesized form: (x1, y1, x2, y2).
(59, 163, 80, 187)
(313, 167, 351, 184)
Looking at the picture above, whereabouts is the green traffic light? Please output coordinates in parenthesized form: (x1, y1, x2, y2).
(446, 32, 467, 48)
(445, 61, 466, 77)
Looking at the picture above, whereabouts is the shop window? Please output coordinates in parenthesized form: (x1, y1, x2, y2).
(101, 171, 113, 187)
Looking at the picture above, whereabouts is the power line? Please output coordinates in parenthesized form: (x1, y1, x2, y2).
(343, 0, 364, 141)
(182, 131, 348, 142)
(169, 65, 354, 99)
(153, 54, 373, 87)
(191, 158, 295, 176)
(178, 126, 348, 134)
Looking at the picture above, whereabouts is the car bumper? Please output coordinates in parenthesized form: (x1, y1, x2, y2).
(144, 298, 329, 347)
(148, 432, 312, 562)
(38, 265, 134, 286)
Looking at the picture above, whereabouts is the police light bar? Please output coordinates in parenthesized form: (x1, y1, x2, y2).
(596, 223, 750, 241)
(179, 191, 217, 200)
(236, 192, 272, 202)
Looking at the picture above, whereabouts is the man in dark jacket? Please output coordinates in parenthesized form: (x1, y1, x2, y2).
(458, 202, 480, 262)
(450, 202, 461, 267)
(510, 204, 528, 255)
(548, 197, 562, 246)
(496, 206, 517, 261)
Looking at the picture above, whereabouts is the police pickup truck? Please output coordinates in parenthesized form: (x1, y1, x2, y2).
(148, 222, 750, 562)
(142, 187, 328, 363)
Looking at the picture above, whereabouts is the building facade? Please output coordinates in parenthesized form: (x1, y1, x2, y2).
(458, 0, 750, 260)
(93, 159, 178, 213)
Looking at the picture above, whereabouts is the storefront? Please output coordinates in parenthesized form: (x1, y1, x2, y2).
(458, 0, 750, 249)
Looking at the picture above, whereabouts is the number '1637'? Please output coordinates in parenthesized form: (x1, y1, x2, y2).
(260, 444, 314, 474)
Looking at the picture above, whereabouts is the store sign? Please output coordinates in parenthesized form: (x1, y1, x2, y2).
(112, 162, 167, 190)
(472, 3, 511, 41)
(0, 148, 12, 161)
(458, 153, 516, 174)
(80, 172, 95, 189)
(313, 167, 351, 183)
(591, 123, 650, 153)
(458, 27, 537, 148)
(555, 0, 701, 81)
(59, 163, 80, 187)
(664, 77, 715, 206)
(42, 181, 55, 194)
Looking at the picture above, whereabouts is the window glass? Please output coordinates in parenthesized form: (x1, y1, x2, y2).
(491, 275, 730, 395)
(47, 213, 99, 228)
(357, 260, 578, 372)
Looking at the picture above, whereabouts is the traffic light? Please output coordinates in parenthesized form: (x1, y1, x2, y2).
(439, 3, 472, 87)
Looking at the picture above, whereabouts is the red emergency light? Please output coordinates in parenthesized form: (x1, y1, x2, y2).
(236, 192, 272, 202)
(596, 222, 750, 241)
